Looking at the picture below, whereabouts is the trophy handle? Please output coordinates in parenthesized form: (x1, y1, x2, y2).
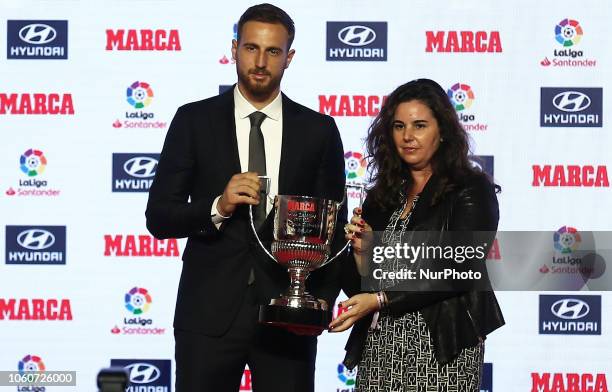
(319, 183, 366, 268)
(249, 204, 278, 262)
(249, 176, 278, 262)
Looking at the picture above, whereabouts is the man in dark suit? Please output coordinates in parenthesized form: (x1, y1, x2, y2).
(145, 4, 349, 392)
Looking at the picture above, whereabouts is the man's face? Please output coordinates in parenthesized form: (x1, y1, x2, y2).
(232, 21, 295, 101)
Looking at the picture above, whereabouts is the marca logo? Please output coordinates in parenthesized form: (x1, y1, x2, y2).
(425, 31, 502, 53)
(7, 20, 68, 59)
(104, 235, 179, 257)
(327, 22, 387, 61)
(0, 298, 73, 320)
(539, 295, 601, 335)
(0, 93, 74, 115)
(469, 155, 494, 177)
(319, 95, 387, 116)
(531, 372, 608, 392)
(112, 153, 159, 192)
(532, 165, 609, 187)
(540, 87, 602, 127)
(110, 359, 171, 392)
(106, 29, 181, 51)
(6, 225, 66, 265)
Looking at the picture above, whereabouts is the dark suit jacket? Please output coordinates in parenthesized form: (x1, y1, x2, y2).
(146, 88, 351, 336)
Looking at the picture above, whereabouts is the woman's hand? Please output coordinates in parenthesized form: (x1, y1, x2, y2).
(344, 207, 372, 276)
(328, 293, 379, 333)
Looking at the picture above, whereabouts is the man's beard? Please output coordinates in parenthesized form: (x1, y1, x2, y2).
(237, 67, 283, 99)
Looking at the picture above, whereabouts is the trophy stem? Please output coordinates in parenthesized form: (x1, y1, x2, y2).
(286, 264, 311, 298)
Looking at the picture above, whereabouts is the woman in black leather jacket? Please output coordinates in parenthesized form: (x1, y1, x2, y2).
(329, 79, 504, 391)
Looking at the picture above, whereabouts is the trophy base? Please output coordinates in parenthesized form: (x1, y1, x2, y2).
(258, 304, 332, 336)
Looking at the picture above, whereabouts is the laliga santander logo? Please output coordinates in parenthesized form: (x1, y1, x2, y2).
(337, 363, 357, 387)
(115, 81, 166, 129)
(125, 287, 152, 315)
(18, 355, 45, 373)
(126, 81, 154, 109)
(541, 19, 595, 67)
(344, 151, 366, 182)
(541, 226, 593, 275)
(8, 149, 59, 197)
(113, 287, 166, 335)
(556, 18, 583, 47)
(446, 83, 488, 131)
(219, 23, 238, 64)
(554, 226, 581, 254)
(20, 149, 46, 177)
(447, 83, 474, 111)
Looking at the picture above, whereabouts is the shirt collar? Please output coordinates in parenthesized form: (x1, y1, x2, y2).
(234, 85, 282, 122)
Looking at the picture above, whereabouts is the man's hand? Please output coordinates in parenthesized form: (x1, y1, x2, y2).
(217, 172, 262, 216)
(328, 293, 379, 333)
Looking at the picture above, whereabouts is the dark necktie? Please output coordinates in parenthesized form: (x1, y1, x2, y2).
(248, 111, 267, 229)
(247, 111, 267, 286)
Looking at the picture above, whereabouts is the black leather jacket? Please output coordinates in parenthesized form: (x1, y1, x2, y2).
(342, 173, 505, 368)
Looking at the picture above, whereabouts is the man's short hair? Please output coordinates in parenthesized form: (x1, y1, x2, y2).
(237, 3, 295, 49)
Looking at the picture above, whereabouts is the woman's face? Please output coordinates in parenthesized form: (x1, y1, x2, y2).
(392, 100, 441, 172)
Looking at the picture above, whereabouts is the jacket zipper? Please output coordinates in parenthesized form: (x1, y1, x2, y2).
(465, 305, 484, 343)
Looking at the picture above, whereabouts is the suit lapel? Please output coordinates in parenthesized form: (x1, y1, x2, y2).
(278, 94, 301, 194)
(214, 87, 241, 175)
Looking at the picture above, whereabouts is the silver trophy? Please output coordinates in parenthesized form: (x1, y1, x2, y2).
(250, 178, 364, 334)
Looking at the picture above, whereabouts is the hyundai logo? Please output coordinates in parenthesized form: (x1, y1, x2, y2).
(19, 24, 57, 45)
(17, 229, 55, 250)
(338, 25, 376, 46)
(123, 157, 158, 178)
(552, 91, 591, 112)
(551, 298, 590, 320)
(125, 363, 160, 384)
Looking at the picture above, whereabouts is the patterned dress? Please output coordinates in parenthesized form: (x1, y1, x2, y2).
(355, 196, 485, 392)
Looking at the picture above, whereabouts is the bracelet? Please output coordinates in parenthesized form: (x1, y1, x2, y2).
(375, 291, 387, 310)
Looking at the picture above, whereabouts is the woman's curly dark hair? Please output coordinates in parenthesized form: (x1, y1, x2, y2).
(366, 78, 489, 210)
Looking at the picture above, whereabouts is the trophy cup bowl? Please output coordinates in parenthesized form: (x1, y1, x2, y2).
(250, 193, 348, 335)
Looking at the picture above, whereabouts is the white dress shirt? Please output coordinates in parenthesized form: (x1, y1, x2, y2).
(211, 85, 283, 226)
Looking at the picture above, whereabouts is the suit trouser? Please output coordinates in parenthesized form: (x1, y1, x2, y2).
(175, 285, 317, 392)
